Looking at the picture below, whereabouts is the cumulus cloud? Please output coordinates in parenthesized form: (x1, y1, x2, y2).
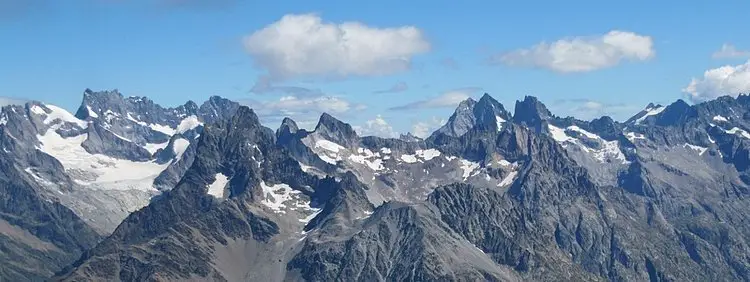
(492, 30, 655, 73)
(549, 99, 642, 121)
(373, 82, 408, 94)
(354, 115, 397, 138)
(712, 43, 750, 59)
(683, 60, 750, 102)
(411, 117, 445, 138)
(243, 14, 430, 81)
(389, 87, 481, 111)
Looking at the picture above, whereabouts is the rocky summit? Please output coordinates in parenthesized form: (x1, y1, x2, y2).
(2, 90, 750, 281)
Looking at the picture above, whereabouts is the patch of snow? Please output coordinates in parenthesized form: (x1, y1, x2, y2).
(260, 181, 300, 214)
(415, 149, 441, 161)
(459, 159, 480, 180)
(318, 154, 340, 165)
(176, 115, 202, 134)
(496, 115, 506, 131)
(207, 173, 228, 199)
(400, 154, 418, 163)
(348, 153, 384, 170)
(42, 105, 88, 128)
(126, 112, 177, 135)
(547, 124, 574, 143)
(625, 132, 646, 142)
(725, 127, 750, 139)
(683, 143, 707, 155)
(143, 142, 169, 154)
(299, 209, 323, 223)
(126, 113, 147, 126)
(445, 156, 457, 161)
(498, 159, 511, 166)
(713, 115, 728, 122)
(86, 106, 99, 118)
(635, 106, 665, 123)
(30, 105, 46, 115)
(380, 148, 392, 154)
(172, 138, 190, 161)
(36, 130, 168, 190)
(315, 139, 345, 153)
(567, 125, 599, 139)
(499, 171, 518, 186)
(298, 162, 314, 172)
(149, 123, 176, 136)
(355, 210, 374, 220)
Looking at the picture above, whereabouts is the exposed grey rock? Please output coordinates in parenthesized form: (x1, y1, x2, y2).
(6, 90, 750, 282)
(433, 93, 512, 138)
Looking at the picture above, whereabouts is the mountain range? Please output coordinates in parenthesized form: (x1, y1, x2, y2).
(2, 89, 750, 281)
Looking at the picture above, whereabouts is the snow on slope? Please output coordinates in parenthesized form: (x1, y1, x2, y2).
(548, 124, 628, 164)
(172, 138, 190, 161)
(176, 115, 202, 133)
(36, 131, 169, 190)
(208, 174, 229, 199)
(635, 105, 665, 124)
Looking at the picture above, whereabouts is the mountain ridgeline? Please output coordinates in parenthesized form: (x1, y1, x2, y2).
(1, 90, 750, 281)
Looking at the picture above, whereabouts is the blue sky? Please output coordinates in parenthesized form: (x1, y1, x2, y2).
(2, 0, 750, 137)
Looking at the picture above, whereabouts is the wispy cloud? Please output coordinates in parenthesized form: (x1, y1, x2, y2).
(490, 30, 655, 73)
(250, 76, 324, 97)
(389, 87, 481, 111)
(549, 99, 642, 121)
(712, 43, 750, 59)
(439, 58, 460, 70)
(373, 81, 408, 94)
(0, 96, 28, 107)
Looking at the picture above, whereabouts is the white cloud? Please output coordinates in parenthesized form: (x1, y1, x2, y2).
(683, 60, 750, 102)
(254, 96, 351, 116)
(243, 13, 430, 80)
(354, 115, 397, 138)
(493, 30, 655, 73)
(389, 87, 481, 110)
(549, 99, 642, 121)
(712, 43, 750, 59)
(241, 95, 361, 130)
(411, 117, 445, 138)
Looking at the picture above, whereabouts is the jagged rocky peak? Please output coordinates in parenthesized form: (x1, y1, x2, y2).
(588, 116, 621, 141)
(75, 88, 125, 119)
(474, 93, 512, 131)
(433, 93, 511, 138)
(653, 99, 698, 126)
(399, 132, 422, 142)
(624, 102, 664, 124)
(512, 95, 552, 131)
(433, 97, 476, 137)
(277, 117, 299, 135)
(198, 95, 240, 123)
(313, 112, 359, 147)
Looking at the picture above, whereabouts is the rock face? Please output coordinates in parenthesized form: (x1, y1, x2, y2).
(0, 105, 101, 280)
(5, 90, 750, 281)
